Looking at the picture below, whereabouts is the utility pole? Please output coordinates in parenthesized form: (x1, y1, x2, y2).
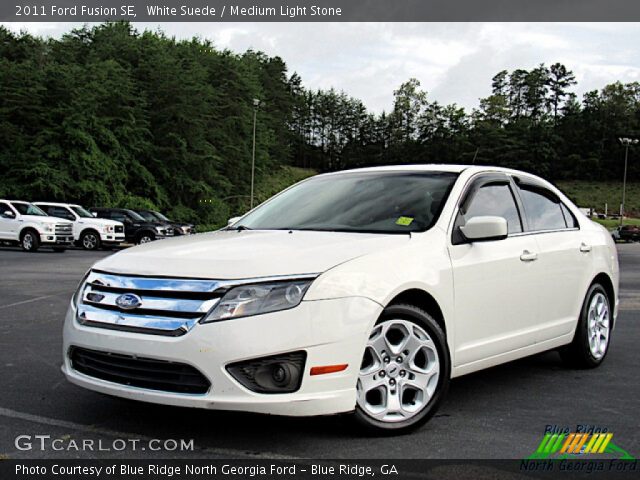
(618, 137, 638, 226)
(250, 98, 261, 209)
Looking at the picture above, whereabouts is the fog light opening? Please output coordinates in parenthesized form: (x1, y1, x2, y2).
(226, 351, 306, 394)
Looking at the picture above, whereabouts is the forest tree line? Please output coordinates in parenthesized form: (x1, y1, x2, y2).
(1, 23, 639, 225)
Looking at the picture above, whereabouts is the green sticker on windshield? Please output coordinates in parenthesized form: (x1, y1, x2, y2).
(396, 216, 414, 226)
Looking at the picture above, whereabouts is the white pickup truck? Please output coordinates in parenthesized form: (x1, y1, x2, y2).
(35, 202, 125, 250)
(0, 200, 74, 252)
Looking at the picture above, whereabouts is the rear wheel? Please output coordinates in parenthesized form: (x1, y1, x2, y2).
(560, 284, 611, 368)
(81, 230, 101, 250)
(20, 230, 40, 252)
(354, 304, 450, 434)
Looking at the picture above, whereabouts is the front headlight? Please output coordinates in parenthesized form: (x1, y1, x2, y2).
(103, 225, 114, 233)
(202, 280, 313, 323)
(43, 224, 54, 232)
(155, 226, 164, 234)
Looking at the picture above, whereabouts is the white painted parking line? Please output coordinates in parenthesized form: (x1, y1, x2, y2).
(0, 406, 298, 460)
(0, 292, 71, 310)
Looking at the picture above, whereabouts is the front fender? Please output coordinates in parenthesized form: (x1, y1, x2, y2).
(305, 229, 455, 353)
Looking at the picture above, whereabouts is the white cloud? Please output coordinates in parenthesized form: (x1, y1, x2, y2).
(2, 22, 640, 113)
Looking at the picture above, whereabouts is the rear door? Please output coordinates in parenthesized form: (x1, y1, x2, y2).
(448, 174, 541, 367)
(514, 178, 590, 342)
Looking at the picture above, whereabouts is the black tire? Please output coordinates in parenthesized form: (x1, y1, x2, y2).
(20, 229, 40, 252)
(560, 283, 612, 369)
(52, 247, 66, 253)
(136, 231, 155, 245)
(80, 230, 101, 250)
(353, 303, 450, 434)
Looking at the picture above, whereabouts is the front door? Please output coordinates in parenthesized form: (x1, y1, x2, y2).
(448, 176, 540, 367)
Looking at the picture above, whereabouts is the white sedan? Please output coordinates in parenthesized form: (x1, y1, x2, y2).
(62, 165, 618, 433)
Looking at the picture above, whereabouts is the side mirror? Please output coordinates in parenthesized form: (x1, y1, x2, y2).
(459, 216, 508, 242)
(91, 212, 97, 217)
(3, 210, 15, 218)
(227, 216, 241, 227)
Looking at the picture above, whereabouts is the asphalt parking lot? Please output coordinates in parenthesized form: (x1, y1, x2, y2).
(0, 244, 638, 460)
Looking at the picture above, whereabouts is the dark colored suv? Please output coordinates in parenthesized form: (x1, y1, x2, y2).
(136, 210, 196, 236)
(90, 208, 172, 244)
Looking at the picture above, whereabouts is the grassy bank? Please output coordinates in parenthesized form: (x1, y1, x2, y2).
(556, 181, 640, 217)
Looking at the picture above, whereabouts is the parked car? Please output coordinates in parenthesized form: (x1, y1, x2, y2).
(89, 208, 171, 245)
(34, 202, 125, 250)
(611, 225, 640, 242)
(0, 200, 73, 252)
(63, 166, 618, 433)
(136, 210, 195, 235)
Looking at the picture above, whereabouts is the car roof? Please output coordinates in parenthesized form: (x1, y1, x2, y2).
(34, 202, 81, 208)
(1, 199, 30, 204)
(316, 164, 535, 177)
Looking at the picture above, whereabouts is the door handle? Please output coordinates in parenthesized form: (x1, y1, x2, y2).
(520, 250, 538, 262)
(580, 243, 592, 253)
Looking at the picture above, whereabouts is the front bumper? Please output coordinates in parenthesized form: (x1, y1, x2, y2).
(62, 296, 382, 416)
(100, 233, 125, 245)
(40, 234, 73, 245)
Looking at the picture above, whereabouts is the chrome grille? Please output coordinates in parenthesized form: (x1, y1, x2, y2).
(55, 223, 72, 235)
(76, 271, 225, 336)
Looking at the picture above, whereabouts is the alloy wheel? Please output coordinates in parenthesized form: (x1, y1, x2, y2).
(357, 319, 440, 423)
(83, 234, 98, 250)
(139, 235, 152, 244)
(22, 233, 33, 250)
(587, 292, 610, 360)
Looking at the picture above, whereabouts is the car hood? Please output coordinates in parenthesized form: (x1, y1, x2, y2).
(80, 218, 121, 227)
(93, 230, 411, 279)
(24, 215, 71, 225)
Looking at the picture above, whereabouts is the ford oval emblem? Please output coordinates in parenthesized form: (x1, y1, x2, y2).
(115, 293, 142, 310)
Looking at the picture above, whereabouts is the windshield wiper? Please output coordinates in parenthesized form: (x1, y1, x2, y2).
(227, 225, 252, 231)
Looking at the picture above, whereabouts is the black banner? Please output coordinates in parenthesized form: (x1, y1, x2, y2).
(4, 0, 640, 22)
(2, 459, 639, 480)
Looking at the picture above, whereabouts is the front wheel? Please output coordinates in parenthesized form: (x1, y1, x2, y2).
(560, 284, 612, 368)
(354, 304, 450, 434)
(137, 232, 155, 244)
(21, 230, 40, 252)
(81, 231, 101, 250)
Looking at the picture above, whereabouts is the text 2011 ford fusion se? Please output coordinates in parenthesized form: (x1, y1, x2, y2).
(62, 166, 618, 433)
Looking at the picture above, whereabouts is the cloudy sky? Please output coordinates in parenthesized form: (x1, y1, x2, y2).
(4, 22, 640, 113)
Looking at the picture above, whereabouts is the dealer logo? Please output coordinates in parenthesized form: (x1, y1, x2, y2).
(527, 425, 635, 460)
(115, 293, 142, 310)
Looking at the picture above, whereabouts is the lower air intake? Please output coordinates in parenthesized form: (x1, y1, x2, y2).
(70, 347, 210, 394)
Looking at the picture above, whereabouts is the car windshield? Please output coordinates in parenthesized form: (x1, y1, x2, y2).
(236, 171, 459, 234)
(70, 206, 94, 218)
(11, 202, 46, 216)
(137, 211, 158, 222)
(152, 211, 170, 222)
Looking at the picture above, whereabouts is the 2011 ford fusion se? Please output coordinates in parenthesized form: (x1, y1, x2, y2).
(62, 165, 618, 433)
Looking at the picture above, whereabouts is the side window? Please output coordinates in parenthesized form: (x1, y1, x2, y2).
(111, 212, 126, 223)
(50, 207, 74, 221)
(463, 184, 523, 234)
(519, 187, 567, 231)
(0, 202, 13, 217)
